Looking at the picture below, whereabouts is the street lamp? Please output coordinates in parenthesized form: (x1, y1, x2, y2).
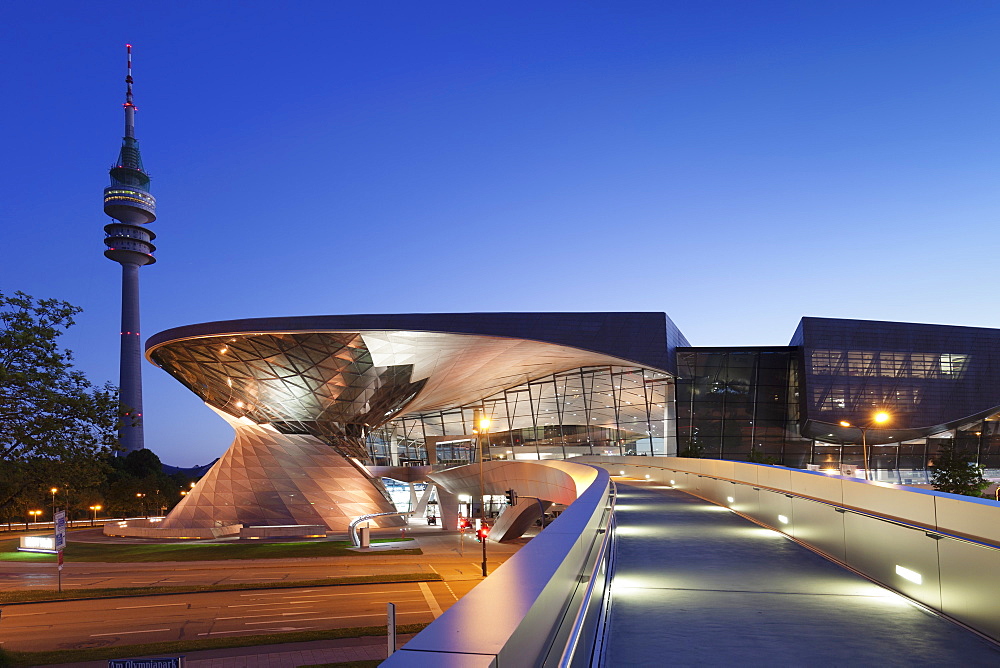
(840, 411, 891, 481)
(89, 505, 102, 527)
(136, 492, 146, 518)
(28, 510, 42, 527)
(475, 410, 492, 578)
(50, 487, 58, 520)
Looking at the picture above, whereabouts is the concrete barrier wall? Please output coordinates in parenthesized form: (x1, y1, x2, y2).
(578, 455, 1000, 643)
(384, 462, 612, 667)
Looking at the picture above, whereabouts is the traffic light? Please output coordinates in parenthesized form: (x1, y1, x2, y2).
(476, 523, 490, 542)
(504, 489, 517, 506)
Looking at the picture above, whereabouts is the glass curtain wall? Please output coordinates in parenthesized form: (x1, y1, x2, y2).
(676, 348, 812, 467)
(367, 365, 675, 464)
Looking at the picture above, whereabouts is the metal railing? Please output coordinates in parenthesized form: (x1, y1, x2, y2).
(555, 481, 618, 668)
(587, 457, 1000, 645)
(348, 511, 412, 547)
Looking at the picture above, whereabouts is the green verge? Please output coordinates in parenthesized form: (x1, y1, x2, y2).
(0, 571, 441, 604)
(0, 537, 419, 563)
(0, 623, 428, 667)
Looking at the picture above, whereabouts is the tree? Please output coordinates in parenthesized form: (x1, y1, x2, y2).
(0, 291, 119, 516)
(102, 449, 185, 517)
(931, 440, 990, 497)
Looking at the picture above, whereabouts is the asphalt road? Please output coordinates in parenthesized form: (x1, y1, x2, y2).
(0, 530, 522, 591)
(0, 557, 494, 591)
(0, 580, 475, 653)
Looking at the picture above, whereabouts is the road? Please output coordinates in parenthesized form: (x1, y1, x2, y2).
(0, 580, 477, 652)
(0, 530, 516, 653)
(0, 556, 496, 591)
(0, 530, 522, 591)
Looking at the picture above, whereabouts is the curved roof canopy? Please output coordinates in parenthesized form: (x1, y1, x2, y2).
(146, 313, 679, 460)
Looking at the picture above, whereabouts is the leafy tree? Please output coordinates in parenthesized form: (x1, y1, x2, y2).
(102, 449, 187, 517)
(0, 291, 119, 517)
(931, 440, 990, 497)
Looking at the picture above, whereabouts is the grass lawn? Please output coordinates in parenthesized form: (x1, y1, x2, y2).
(0, 623, 429, 667)
(0, 537, 419, 562)
(0, 571, 441, 604)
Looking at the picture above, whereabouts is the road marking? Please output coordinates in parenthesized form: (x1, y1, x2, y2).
(216, 612, 313, 620)
(0, 611, 48, 618)
(198, 626, 313, 636)
(428, 564, 440, 574)
(91, 628, 170, 637)
(116, 603, 188, 609)
(442, 580, 459, 601)
(419, 582, 443, 618)
(245, 611, 426, 625)
(239, 590, 319, 597)
(283, 588, 417, 599)
(227, 603, 315, 609)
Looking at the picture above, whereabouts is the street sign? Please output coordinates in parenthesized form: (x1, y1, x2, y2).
(108, 658, 183, 668)
(54, 510, 66, 551)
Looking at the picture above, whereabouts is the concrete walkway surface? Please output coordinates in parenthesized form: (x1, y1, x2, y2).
(604, 481, 1000, 667)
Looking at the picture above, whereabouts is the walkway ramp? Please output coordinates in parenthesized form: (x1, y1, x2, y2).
(604, 481, 1000, 666)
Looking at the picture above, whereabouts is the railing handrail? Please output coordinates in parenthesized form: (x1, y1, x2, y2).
(607, 462, 1000, 552)
(557, 480, 618, 668)
(348, 511, 411, 547)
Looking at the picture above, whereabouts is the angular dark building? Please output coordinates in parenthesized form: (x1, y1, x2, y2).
(677, 317, 1000, 479)
(142, 311, 1000, 533)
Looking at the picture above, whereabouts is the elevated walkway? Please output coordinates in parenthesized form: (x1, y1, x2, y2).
(605, 481, 1000, 665)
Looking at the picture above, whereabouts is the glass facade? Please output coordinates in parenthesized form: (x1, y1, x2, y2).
(148, 332, 426, 461)
(367, 365, 675, 464)
(791, 317, 1000, 431)
(675, 347, 812, 467)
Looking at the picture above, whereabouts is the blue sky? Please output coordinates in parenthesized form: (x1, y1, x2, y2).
(2, 2, 999, 465)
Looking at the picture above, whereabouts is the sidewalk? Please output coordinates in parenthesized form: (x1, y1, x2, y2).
(44, 634, 415, 668)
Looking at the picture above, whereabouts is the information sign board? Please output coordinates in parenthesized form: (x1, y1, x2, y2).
(54, 510, 66, 551)
(108, 658, 183, 668)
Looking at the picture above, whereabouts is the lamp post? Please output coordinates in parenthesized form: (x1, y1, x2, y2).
(840, 411, 890, 481)
(475, 410, 491, 577)
(28, 510, 42, 528)
(89, 505, 102, 527)
(136, 492, 146, 518)
(50, 487, 58, 522)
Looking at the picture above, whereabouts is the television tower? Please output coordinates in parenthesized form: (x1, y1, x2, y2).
(103, 44, 157, 454)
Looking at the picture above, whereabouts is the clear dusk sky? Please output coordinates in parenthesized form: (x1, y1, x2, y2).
(2, 2, 999, 466)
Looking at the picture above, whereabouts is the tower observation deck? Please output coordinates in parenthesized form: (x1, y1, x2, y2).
(104, 44, 156, 454)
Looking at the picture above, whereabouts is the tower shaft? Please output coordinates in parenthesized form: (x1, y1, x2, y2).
(119, 262, 145, 451)
(104, 44, 157, 455)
